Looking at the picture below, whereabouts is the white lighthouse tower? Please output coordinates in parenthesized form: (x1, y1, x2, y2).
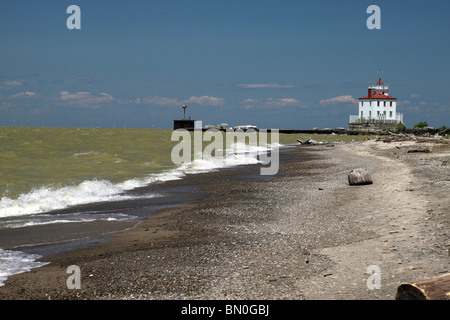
(349, 77, 403, 130)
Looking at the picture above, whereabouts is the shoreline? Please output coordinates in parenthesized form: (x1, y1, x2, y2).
(0, 139, 448, 300)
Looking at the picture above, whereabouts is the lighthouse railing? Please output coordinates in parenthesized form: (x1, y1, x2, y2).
(349, 114, 404, 124)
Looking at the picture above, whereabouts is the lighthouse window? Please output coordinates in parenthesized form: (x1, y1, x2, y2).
(361, 111, 363, 117)
(377, 101, 380, 107)
(384, 101, 386, 107)
(390, 111, 393, 117)
(390, 101, 393, 107)
(361, 101, 363, 107)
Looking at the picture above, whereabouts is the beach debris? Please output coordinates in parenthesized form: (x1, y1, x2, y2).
(305, 139, 317, 145)
(378, 131, 449, 145)
(407, 147, 433, 153)
(395, 273, 450, 300)
(348, 168, 373, 186)
(297, 138, 329, 145)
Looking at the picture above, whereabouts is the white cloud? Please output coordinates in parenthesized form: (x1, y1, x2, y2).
(185, 96, 225, 106)
(266, 98, 299, 107)
(140, 95, 182, 106)
(241, 97, 301, 109)
(0, 91, 38, 110)
(136, 95, 225, 107)
(2, 90, 224, 110)
(410, 93, 420, 98)
(58, 91, 114, 108)
(320, 95, 358, 105)
(9, 91, 37, 98)
(238, 83, 294, 89)
(406, 106, 420, 113)
(3, 80, 23, 87)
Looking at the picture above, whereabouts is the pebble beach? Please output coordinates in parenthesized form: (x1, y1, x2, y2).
(0, 137, 448, 300)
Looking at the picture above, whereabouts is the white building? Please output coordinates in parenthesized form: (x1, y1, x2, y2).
(350, 78, 403, 124)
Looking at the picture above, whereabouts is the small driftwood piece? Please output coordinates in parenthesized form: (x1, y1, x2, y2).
(395, 273, 450, 300)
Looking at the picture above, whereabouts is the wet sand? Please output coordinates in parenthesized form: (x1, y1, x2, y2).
(0, 138, 448, 300)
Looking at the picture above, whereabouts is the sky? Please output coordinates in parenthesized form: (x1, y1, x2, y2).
(1, 0, 449, 129)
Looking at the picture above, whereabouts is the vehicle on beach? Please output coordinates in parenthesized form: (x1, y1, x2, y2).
(233, 125, 259, 132)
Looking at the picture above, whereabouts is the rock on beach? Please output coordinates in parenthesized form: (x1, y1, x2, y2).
(348, 168, 373, 186)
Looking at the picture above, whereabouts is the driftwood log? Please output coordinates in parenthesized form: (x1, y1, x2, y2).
(348, 168, 373, 186)
(407, 147, 433, 153)
(395, 273, 450, 300)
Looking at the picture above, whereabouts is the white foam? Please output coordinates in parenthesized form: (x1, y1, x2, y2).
(0, 249, 49, 287)
(2, 212, 136, 229)
(0, 180, 157, 218)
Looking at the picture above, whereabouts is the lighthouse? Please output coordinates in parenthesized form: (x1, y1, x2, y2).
(349, 77, 404, 132)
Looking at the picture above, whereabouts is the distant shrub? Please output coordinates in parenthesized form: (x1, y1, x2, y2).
(396, 123, 406, 133)
(414, 121, 428, 128)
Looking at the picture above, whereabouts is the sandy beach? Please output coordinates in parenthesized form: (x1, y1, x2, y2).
(0, 137, 448, 300)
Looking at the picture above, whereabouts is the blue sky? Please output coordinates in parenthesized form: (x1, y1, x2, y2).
(1, 0, 449, 129)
